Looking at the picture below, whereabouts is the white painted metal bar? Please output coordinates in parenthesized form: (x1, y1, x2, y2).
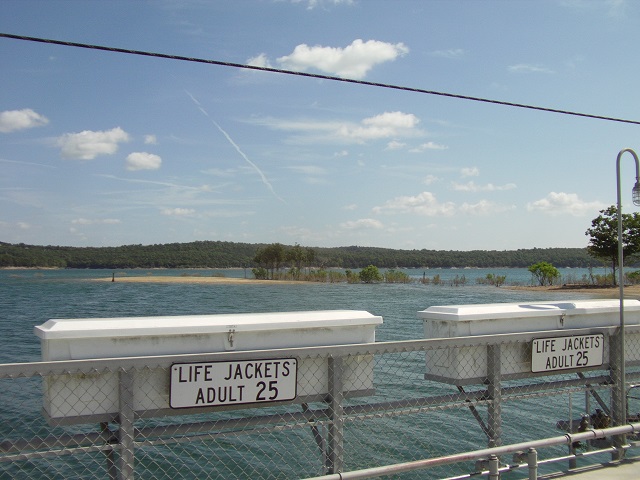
(302, 423, 640, 480)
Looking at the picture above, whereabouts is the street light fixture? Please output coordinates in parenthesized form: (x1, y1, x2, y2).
(614, 148, 640, 436)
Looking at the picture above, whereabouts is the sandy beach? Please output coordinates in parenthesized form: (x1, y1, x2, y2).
(94, 275, 640, 298)
(94, 275, 303, 285)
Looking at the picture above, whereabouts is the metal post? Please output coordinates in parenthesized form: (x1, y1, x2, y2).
(527, 448, 538, 480)
(609, 333, 623, 429)
(101, 422, 118, 480)
(326, 356, 344, 474)
(118, 369, 135, 480)
(488, 454, 499, 480)
(613, 148, 640, 457)
(487, 345, 502, 448)
(568, 394, 576, 470)
(616, 151, 628, 433)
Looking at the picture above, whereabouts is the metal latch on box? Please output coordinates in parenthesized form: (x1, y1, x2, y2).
(226, 328, 236, 350)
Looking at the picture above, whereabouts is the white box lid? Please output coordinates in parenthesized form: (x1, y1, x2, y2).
(418, 299, 640, 321)
(35, 310, 383, 340)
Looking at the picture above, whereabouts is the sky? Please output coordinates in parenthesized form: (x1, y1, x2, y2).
(2, 0, 640, 251)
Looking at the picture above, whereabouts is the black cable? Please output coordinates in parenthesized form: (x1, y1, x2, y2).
(2, 32, 639, 126)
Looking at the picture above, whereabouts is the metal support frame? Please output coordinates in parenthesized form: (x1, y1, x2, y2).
(488, 454, 499, 479)
(118, 369, 135, 480)
(609, 333, 626, 460)
(487, 345, 502, 449)
(100, 422, 117, 480)
(527, 448, 538, 480)
(614, 148, 640, 457)
(326, 356, 345, 474)
(303, 423, 640, 480)
(302, 403, 327, 472)
(1, 325, 638, 478)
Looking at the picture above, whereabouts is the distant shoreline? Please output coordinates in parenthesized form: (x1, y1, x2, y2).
(92, 275, 640, 298)
(506, 284, 640, 298)
(93, 276, 302, 285)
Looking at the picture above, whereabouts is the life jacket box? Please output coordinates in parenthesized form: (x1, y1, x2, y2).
(418, 299, 640, 385)
(35, 310, 382, 423)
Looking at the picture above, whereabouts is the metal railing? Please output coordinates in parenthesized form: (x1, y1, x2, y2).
(2, 324, 640, 479)
(304, 422, 640, 480)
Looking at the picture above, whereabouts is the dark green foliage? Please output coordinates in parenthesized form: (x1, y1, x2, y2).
(252, 267, 268, 280)
(359, 265, 383, 284)
(585, 205, 640, 285)
(383, 269, 411, 283)
(253, 243, 286, 279)
(477, 273, 507, 287)
(359, 265, 382, 283)
(0, 240, 597, 269)
(528, 262, 561, 286)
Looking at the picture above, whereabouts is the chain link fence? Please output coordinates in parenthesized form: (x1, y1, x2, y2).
(2, 324, 640, 479)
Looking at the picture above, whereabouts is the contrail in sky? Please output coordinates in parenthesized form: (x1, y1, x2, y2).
(185, 91, 285, 203)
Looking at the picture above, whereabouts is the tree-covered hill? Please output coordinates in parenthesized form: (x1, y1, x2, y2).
(0, 241, 601, 269)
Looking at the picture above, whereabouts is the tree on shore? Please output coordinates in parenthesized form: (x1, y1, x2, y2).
(585, 206, 640, 286)
(359, 265, 383, 284)
(528, 262, 560, 286)
(254, 243, 285, 279)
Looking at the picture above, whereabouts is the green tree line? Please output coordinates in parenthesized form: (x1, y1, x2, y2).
(0, 240, 605, 270)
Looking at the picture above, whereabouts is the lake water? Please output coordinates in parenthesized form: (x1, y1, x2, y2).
(0, 267, 605, 363)
(0, 267, 616, 478)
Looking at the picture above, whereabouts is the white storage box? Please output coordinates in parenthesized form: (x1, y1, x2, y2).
(35, 310, 382, 422)
(418, 299, 640, 384)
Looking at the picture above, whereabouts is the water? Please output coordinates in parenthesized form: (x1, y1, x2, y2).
(0, 267, 603, 363)
(0, 267, 613, 478)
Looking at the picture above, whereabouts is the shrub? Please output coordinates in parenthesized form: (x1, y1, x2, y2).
(359, 265, 383, 284)
(252, 267, 268, 280)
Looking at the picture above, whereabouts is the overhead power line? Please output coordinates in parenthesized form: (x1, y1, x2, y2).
(2, 32, 640, 126)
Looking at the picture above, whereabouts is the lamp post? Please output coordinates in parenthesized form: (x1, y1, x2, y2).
(614, 148, 640, 438)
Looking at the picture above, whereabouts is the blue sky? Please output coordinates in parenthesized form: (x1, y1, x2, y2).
(1, 0, 640, 251)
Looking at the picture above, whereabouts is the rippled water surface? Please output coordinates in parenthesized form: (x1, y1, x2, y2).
(0, 268, 612, 478)
(0, 267, 602, 363)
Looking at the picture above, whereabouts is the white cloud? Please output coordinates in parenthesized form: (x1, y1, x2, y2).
(276, 39, 409, 79)
(161, 208, 195, 216)
(247, 53, 273, 68)
(409, 141, 448, 153)
(340, 112, 419, 141)
(292, 0, 354, 9)
(560, 0, 627, 17)
(423, 175, 439, 185)
(526, 192, 605, 216)
(57, 127, 130, 160)
(288, 165, 326, 175)
(202, 167, 236, 177)
(373, 191, 456, 217)
(430, 48, 465, 58)
(0, 109, 49, 133)
(340, 218, 383, 229)
(458, 200, 515, 215)
(452, 181, 517, 192)
(250, 111, 422, 144)
(508, 63, 554, 74)
(144, 135, 157, 145)
(386, 140, 406, 150)
(461, 167, 480, 177)
(71, 218, 121, 225)
(126, 152, 162, 171)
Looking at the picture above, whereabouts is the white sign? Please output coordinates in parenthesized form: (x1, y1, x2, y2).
(531, 334, 604, 373)
(170, 358, 298, 409)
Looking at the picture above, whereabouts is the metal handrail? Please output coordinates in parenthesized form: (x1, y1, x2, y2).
(303, 423, 640, 480)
